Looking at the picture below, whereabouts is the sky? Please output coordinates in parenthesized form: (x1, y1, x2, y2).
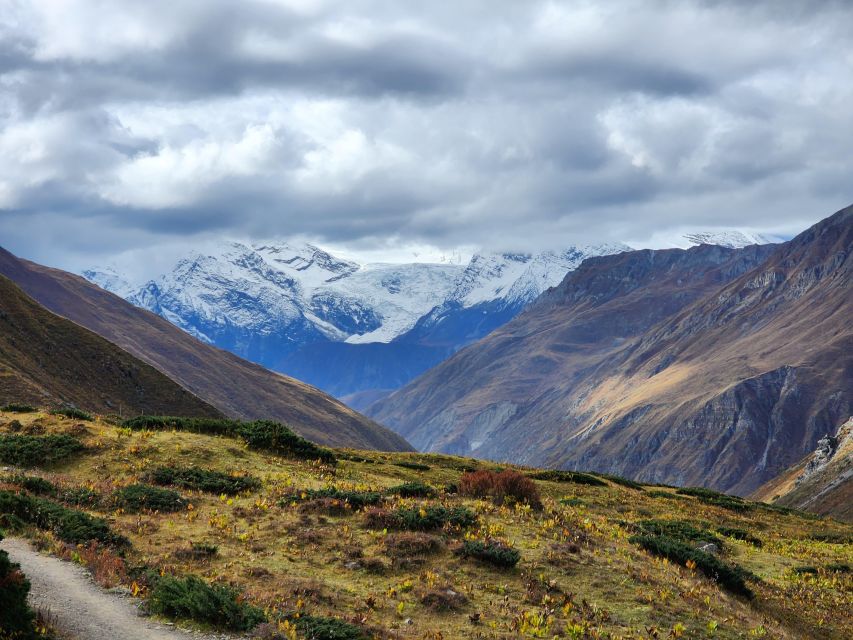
(1, 0, 852, 275)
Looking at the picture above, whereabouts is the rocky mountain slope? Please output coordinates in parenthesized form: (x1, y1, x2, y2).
(369, 205, 852, 495)
(0, 275, 219, 417)
(0, 247, 410, 451)
(753, 417, 852, 522)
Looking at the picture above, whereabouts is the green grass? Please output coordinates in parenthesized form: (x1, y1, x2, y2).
(285, 487, 383, 510)
(527, 470, 608, 486)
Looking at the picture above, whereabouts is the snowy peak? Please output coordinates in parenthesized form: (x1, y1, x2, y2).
(683, 230, 780, 249)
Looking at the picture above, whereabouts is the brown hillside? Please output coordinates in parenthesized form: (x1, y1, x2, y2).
(370, 204, 852, 495)
(0, 248, 411, 452)
(0, 275, 219, 417)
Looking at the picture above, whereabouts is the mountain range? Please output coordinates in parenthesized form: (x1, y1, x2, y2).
(0, 247, 410, 451)
(368, 206, 852, 496)
(83, 231, 776, 402)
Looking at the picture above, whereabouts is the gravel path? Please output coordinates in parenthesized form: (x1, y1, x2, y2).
(0, 537, 238, 640)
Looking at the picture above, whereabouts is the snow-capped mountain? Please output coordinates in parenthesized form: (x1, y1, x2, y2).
(681, 230, 782, 249)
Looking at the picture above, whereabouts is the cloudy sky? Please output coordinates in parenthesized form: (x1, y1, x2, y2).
(1, 0, 851, 273)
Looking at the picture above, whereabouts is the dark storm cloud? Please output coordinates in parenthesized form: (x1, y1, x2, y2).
(1, 0, 851, 272)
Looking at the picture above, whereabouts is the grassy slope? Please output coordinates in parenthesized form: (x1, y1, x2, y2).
(1, 409, 851, 640)
(0, 275, 220, 418)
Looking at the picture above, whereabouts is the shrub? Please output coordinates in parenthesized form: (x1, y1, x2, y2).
(62, 487, 101, 508)
(630, 534, 752, 598)
(123, 416, 336, 463)
(10, 474, 57, 496)
(0, 434, 85, 467)
(383, 532, 443, 557)
(1, 403, 36, 413)
(113, 484, 185, 513)
(595, 473, 645, 491)
(286, 487, 382, 511)
(420, 586, 468, 611)
(0, 489, 126, 546)
(637, 520, 722, 547)
(174, 543, 218, 561)
(50, 407, 93, 421)
(294, 615, 368, 640)
(0, 530, 38, 639)
(146, 466, 260, 495)
(149, 575, 266, 631)
(527, 470, 608, 487)
(365, 505, 477, 531)
(393, 461, 431, 471)
(459, 470, 542, 509)
(457, 540, 521, 568)
(826, 563, 851, 573)
(388, 481, 436, 498)
(807, 532, 853, 544)
(717, 526, 762, 547)
(792, 566, 818, 575)
(676, 487, 753, 513)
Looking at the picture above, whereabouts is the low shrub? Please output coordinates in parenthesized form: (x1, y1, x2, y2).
(388, 481, 436, 498)
(457, 539, 521, 568)
(123, 416, 335, 463)
(0, 530, 38, 639)
(383, 532, 443, 557)
(595, 473, 645, 491)
(1, 403, 37, 413)
(146, 466, 261, 495)
(0, 489, 126, 546)
(459, 469, 542, 509)
(10, 474, 57, 496)
(294, 615, 368, 640)
(527, 470, 608, 487)
(717, 526, 762, 547)
(62, 487, 101, 508)
(113, 484, 185, 513)
(807, 532, 853, 544)
(826, 562, 851, 573)
(559, 497, 584, 507)
(50, 407, 93, 421)
(637, 519, 722, 547)
(792, 566, 818, 575)
(676, 487, 753, 513)
(174, 542, 218, 560)
(286, 487, 382, 511)
(630, 534, 752, 598)
(420, 586, 468, 611)
(365, 505, 477, 531)
(393, 461, 431, 471)
(0, 434, 85, 467)
(149, 575, 266, 631)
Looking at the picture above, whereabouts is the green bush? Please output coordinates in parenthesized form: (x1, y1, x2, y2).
(388, 481, 436, 498)
(113, 484, 185, 513)
(675, 487, 753, 513)
(1, 403, 36, 413)
(0, 489, 126, 546)
(807, 532, 853, 544)
(286, 487, 383, 511)
(637, 519, 722, 547)
(717, 526, 762, 547)
(146, 466, 260, 495)
(0, 434, 85, 467)
(792, 566, 818, 575)
(149, 575, 265, 631)
(595, 473, 645, 491)
(294, 615, 368, 640)
(527, 470, 608, 487)
(458, 539, 521, 568)
(392, 505, 477, 531)
(630, 534, 752, 598)
(62, 487, 101, 507)
(0, 530, 38, 640)
(50, 407, 93, 421)
(10, 474, 57, 496)
(393, 461, 431, 471)
(123, 416, 335, 463)
(826, 562, 851, 573)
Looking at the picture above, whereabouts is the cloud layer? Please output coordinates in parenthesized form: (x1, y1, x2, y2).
(1, 0, 852, 270)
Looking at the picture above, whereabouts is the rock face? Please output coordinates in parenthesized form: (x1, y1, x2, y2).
(369, 205, 853, 495)
(753, 417, 853, 522)
(0, 247, 411, 452)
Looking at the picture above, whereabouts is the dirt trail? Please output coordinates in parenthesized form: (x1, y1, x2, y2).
(0, 537, 238, 640)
